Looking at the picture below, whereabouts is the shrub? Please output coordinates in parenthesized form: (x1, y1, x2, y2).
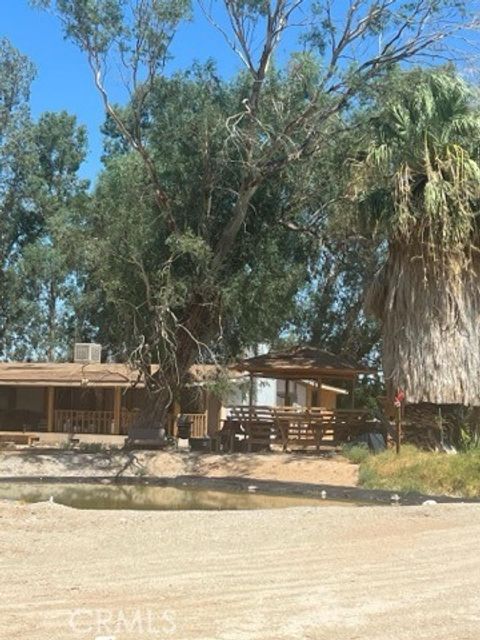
(342, 443, 370, 464)
(358, 445, 480, 497)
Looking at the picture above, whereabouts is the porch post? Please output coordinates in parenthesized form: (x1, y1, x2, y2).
(306, 383, 312, 408)
(113, 387, 122, 435)
(47, 387, 55, 432)
(351, 377, 356, 409)
(317, 378, 322, 407)
(285, 379, 291, 406)
(248, 373, 255, 438)
(248, 374, 254, 408)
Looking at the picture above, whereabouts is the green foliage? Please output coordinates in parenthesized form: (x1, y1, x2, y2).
(292, 239, 382, 361)
(458, 428, 480, 452)
(348, 68, 480, 258)
(11, 112, 89, 359)
(358, 445, 480, 497)
(86, 65, 321, 360)
(0, 39, 89, 359)
(9, 1, 478, 403)
(0, 39, 38, 355)
(342, 443, 370, 464)
(34, 0, 190, 74)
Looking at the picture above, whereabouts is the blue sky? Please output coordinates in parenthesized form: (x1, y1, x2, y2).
(0, 1, 251, 182)
(1, 1, 475, 183)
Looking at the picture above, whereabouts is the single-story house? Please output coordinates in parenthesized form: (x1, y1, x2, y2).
(0, 346, 372, 441)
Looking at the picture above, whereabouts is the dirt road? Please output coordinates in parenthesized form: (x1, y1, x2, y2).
(1, 501, 479, 639)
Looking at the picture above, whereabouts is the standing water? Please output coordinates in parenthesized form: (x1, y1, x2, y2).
(0, 482, 362, 510)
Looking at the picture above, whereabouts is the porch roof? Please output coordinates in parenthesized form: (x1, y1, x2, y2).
(237, 346, 374, 380)
(0, 361, 243, 389)
(0, 362, 143, 388)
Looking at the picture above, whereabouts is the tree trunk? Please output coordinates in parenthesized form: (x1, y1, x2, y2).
(367, 244, 480, 407)
(129, 298, 217, 434)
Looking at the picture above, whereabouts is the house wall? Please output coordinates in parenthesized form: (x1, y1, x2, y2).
(276, 379, 308, 406)
(321, 388, 338, 410)
(256, 378, 277, 406)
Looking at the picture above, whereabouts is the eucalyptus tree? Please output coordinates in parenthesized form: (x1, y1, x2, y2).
(10, 112, 89, 360)
(88, 66, 318, 363)
(0, 38, 37, 354)
(34, 0, 478, 427)
(348, 69, 480, 418)
(294, 238, 382, 362)
(0, 37, 89, 359)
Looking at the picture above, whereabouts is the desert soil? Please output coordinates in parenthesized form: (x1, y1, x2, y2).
(1, 501, 480, 639)
(0, 448, 358, 486)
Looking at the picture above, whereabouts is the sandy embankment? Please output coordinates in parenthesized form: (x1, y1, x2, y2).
(1, 501, 480, 640)
(0, 449, 358, 486)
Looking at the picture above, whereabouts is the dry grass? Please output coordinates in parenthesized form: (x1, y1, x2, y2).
(358, 445, 480, 497)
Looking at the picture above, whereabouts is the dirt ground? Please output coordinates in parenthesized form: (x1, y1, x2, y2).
(0, 448, 358, 486)
(1, 500, 480, 640)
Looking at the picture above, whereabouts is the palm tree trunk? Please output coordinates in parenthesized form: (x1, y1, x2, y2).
(368, 243, 480, 437)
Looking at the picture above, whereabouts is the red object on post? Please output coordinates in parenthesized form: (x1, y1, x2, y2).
(393, 389, 405, 453)
(394, 388, 405, 408)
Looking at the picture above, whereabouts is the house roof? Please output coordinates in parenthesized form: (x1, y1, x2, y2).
(237, 346, 374, 380)
(0, 350, 372, 389)
(0, 361, 244, 388)
(0, 362, 144, 388)
(187, 364, 245, 384)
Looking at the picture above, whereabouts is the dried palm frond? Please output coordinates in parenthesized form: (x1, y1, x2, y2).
(351, 70, 480, 406)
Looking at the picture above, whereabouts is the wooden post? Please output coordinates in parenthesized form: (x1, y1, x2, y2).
(351, 377, 356, 409)
(47, 386, 55, 432)
(285, 379, 291, 406)
(113, 387, 122, 435)
(395, 404, 402, 454)
(172, 400, 181, 437)
(317, 378, 322, 407)
(394, 390, 405, 454)
(248, 374, 254, 453)
(248, 374, 254, 409)
(306, 383, 312, 408)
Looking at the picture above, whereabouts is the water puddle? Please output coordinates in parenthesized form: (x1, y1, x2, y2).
(0, 482, 361, 510)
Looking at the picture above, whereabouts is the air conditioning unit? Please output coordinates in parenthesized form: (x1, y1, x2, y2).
(74, 343, 102, 364)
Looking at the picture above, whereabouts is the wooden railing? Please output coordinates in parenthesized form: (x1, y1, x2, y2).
(222, 406, 376, 451)
(173, 412, 208, 438)
(54, 409, 133, 435)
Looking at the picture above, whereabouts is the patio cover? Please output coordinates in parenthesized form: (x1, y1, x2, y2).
(236, 346, 374, 380)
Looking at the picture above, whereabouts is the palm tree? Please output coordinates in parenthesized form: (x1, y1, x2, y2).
(349, 69, 480, 440)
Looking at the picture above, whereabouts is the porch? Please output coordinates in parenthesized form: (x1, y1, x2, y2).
(219, 405, 381, 452)
(0, 362, 151, 438)
(53, 408, 135, 435)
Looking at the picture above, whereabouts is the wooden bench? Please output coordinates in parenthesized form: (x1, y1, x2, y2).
(124, 426, 169, 450)
(0, 432, 40, 446)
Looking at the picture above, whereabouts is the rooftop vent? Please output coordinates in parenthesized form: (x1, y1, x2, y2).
(74, 343, 102, 364)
